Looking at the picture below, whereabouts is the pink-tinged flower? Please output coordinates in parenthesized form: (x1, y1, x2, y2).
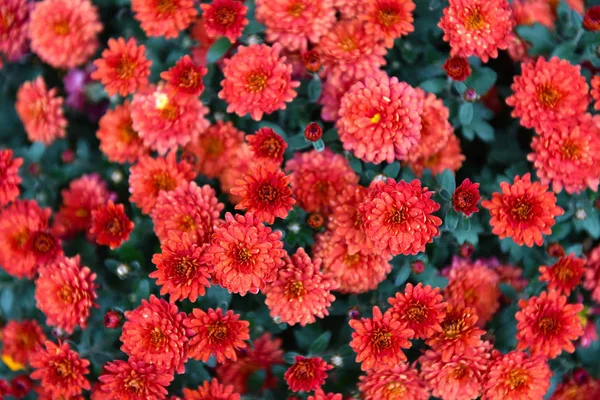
(201, 0, 248, 43)
(35, 256, 98, 334)
(580, 319, 598, 348)
(284, 356, 332, 393)
(333, 0, 367, 19)
(438, 0, 514, 63)
(97, 101, 147, 164)
(359, 0, 415, 48)
(406, 133, 465, 177)
(219, 143, 259, 205)
(89, 201, 134, 249)
(131, 0, 197, 38)
(420, 342, 491, 400)
(184, 308, 250, 363)
(516, 290, 584, 359)
(160, 55, 207, 98)
(218, 43, 300, 120)
(0, 0, 29, 60)
(337, 74, 422, 164)
(482, 173, 564, 247)
(584, 244, 600, 303)
(92, 37, 151, 96)
(539, 254, 586, 295)
(286, 148, 358, 215)
(190, 16, 215, 66)
(265, 248, 338, 326)
(151, 181, 223, 244)
(0, 149, 22, 206)
(30, 341, 90, 398)
(349, 306, 413, 371)
(359, 178, 442, 256)
(1, 320, 45, 370)
(512, 0, 555, 28)
(528, 114, 600, 194)
(98, 359, 174, 400)
(255, 0, 336, 52)
(482, 351, 551, 400)
(120, 295, 189, 374)
(592, 76, 600, 110)
(506, 57, 589, 132)
(183, 378, 241, 400)
(150, 231, 212, 302)
(128, 152, 195, 214)
(308, 389, 343, 400)
(29, 0, 101, 68)
(426, 306, 485, 362)
(246, 127, 287, 167)
(208, 212, 286, 295)
(230, 165, 295, 224)
(15, 77, 67, 145)
(313, 232, 392, 294)
(443, 56, 471, 81)
(130, 84, 210, 155)
(452, 179, 480, 216)
(388, 283, 447, 340)
(551, 374, 600, 400)
(359, 363, 430, 400)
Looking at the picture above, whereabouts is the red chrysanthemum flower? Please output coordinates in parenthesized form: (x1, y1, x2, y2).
(443, 56, 472, 81)
(528, 114, 600, 194)
(286, 148, 358, 215)
(438, 0, 514, 62)
(313, 232, 392, 294)
(246, 127, 287, 167)
(98, 360, 173, 400)
(150, 231, 211, 302)
(426, 306, 485, 362)
(284, 356, 332, 393)
(35, 256, 98, 333)
(128, 152, 195, 214)
(265, 248, 338, 326)
(130, 84, 209, 155)
(160, 55, 207, 98)
(183, 378, 241, 400)
(29, 0, 101, 68)
(482, 351, 551, 400)
(388, 283, 447, 340)
(539, 254, 586, 295)
(359, 178, 442, 256)
(0, 149, 22, 206)
(30, 341, 90, 398)
(583, 6, 600, 30)
(25, 225, 62, 268)
(592, 76, 600, 110)
(201, 0, 248, 43)
(359, 362, 430, 400)
(151, 181, 223, 245)
(349, 306, 413, 371)
(482, 173, 564, 247)
(219, 144, 259, 205)
(230, 165, 295, 224)
(337, 74, 422, 164)
(420, 341, 491, 400)
(255, 0, 336, 53)
(515, 290, 584, 359)
(359, 0, 415, 48)
(512, 0, 555, 28)
(407, 133, 465, 177)
(15, 77, 67, 145)
(120, 295, 189, 374)
(506, 57, 589, 132)
(308, 389, 343, 400)
(452, 179, 480, 216)
(0, 0, 29, 61)
(208, 212, 286, 295)
(89, 201, 134, 249)
(184, 308, 250, 363)
(551, 374, 600, 400)
(131, 0, 197, 38)
(218, 43, 300, 120)
(583, 244, 600, 303)
(184, 121, 245, 179)
(97, 101, 147, 164)
(1, 320, 45, 370)
(92, 37, 151, 97)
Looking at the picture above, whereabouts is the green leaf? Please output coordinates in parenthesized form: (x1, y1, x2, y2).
(287, 134, 311, 151)
(284, 352, 301, 364)
(445, 209, 459, 231)
(207, 37, 232, 64)
(473, 120, 494, 142)
(322, 128, 338, 143)
(394, 265, 411, 286)
(499, 283, 517, 300)
(307, 76, 322, 103)
(459, 103, 474, 126)
(383, 162, 401, 179)
(438, 169, 456, 194)
(454, 81, 467, 94)
(462, 125, 475, 140)
(349, 157, 362, 174)
(206, 285, 232, 309)
(552, 42, 577, 61)
(583, 210, 600, 239)
(516, 24, 555, 55)
(310, 331, 332, 354)
(419, 78, 447, 94)
(467, 67, 497, 95)
(247, 369, 266, 393)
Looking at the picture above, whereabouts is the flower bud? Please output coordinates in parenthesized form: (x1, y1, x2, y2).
(104, 310, 124, 329)
(304, 122, 323, 142)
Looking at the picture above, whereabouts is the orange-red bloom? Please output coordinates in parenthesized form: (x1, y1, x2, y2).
(407, 133, 465, 177)
(443, 56, 471, 81)
(550, 373, 600, 400)
(1, 320, 45, 370)
(219, 43, 300, 120)
(439, 0, 514, 63)
(160, 54, 207, 99)
(583, 6, 600, 31)
(512, 0, 555, 28)
(98, 359, 174, 400)
(208, 212, 286, 295)
(131, 0, 197, 38)
(359, 0, 415, 48)
(15, 77, 67, 144)
(92, 37, 151, 97)
(452, 179, 480, 216)
(184, 308, 250, 363)
(592, 76, 600, 110)
(246, 127, 287, 167)
(183, 378, 241, 400)
(96, 101, 147, 164)
(201, 0, 248, 43)
(359, 362, 430, 400)
(89, 201, 134, 249)
(0, 149, 22, 206)
(388, 283, 447, 340)
(308, 389, 343, 400)
(539, 254, 586, 295)
(29, 0, 101, 68)
(265, 248, 338, 326)
(120, 295, 189, 374)
(426, 306, 485, 362)
(30, 341, 90, 398)
(482, 173, 563, 247)
(284, 356, 332, 393)
(0, 0, 29, 60)
(230, 165, 295, 224)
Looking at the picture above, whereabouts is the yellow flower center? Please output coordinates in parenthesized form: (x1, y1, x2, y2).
(343, 252, 361, 266)
(388, 207, 407, 225)
(235, 246, 253, 264)
(371, 329, 392, 351)
(156, 0, 176, 15)
(406, 302, 428, 323)
(537, 83, 562, 109)
(537, 316, 558, 334)
(149, 326, 167, 348)
(54, 359, 74, 378)
(179, 214, 196, 231)
(105, 218, 122, 236)
(215, 6, 236, 26)
(260, 137, 282, 158)
(53, 20, 70, 36)
(174, 257, 196, 278)
(560, 140, 580, 160)
(257, 184, 278, 204)
(285, 280, 306, 299)
(292, 360, 314, 380)
(464, 7, 486, 30)
(246, 72, 268, 93)
(287, 1, 305, 17)
(339, 37, 358, 52)
(371, 113, 382, 124)
(179, 68, 201, 89)
(119, 123, 138, 144)
(377, 7, 400, 27)
(384, 382, 407, 397)
(511, 199, 533, 222)
(32, 231, 54, 254)
(117, 57, 136, 80)
(507, 368, 528, 390)
(208, 322, 228, 341)
(152, 171, 176, 192)
(202, 137, 225, 157)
